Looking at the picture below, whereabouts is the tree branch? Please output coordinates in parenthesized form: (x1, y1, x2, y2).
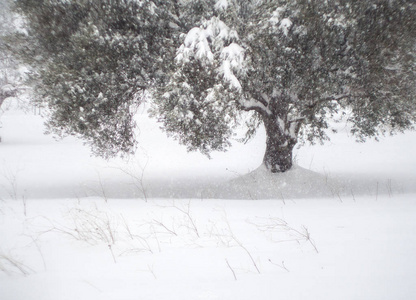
(307, 93, 350, 110)
(239, 97, 272, 116)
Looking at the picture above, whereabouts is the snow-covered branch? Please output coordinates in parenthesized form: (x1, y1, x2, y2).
(176, 17, 248, 91)
(239, 97, 272, 116)
(176, 17, 239, 65)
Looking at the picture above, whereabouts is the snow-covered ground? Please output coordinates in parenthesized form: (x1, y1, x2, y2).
(1, 101, 416, 300)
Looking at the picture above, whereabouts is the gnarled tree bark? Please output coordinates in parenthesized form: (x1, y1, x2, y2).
(262, 114, 298, 173)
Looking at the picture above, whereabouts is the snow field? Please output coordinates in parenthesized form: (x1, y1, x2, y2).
(1, 195, 416, 300)
(1, 101, 416, 299)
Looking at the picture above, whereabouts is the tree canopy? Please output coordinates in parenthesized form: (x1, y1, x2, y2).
(14, 0, 179, 157)
(12, 0, 416, 172)
(1, 0, 24, 109)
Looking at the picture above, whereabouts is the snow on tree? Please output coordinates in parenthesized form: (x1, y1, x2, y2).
(13, 0, 416, 172)
(153, 0, 416, 172)
(13, 0, 179, 157)
(0, 0, 24, 109)
(151, 16, 244, 156)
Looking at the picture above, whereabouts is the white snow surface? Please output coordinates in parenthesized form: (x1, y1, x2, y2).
(214, 0, 229, 11)
(178, 17, 238, 65)
(279, 18, 293, 36)
(219, 42, 245, 89)
(1, 100, 416, 299)
(177, 17, 245, 91)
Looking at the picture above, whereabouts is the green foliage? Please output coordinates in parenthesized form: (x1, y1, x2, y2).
(155, 0, 416, 157)
(150, 15, 243, 155)
(14, 0, 177, 157)
(347, 0, 416, 139)
(11, 0, 416, 168)
(0, 0, 22, 107)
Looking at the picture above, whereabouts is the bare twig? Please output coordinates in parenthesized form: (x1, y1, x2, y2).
(300, 226, 319, 253)
(225, 259, 237, 280)
(221, 210, 260, 273)
(151, 225, 161, 253)
(108, 245, 117, 263)
(0, 253, 34, 276)
(110, 159, 149, 201)
(96, 172, 108, 203)
(148, 264, 157, 280)
(28, 236, 47, 271)
(268, 259, 290, 272)
(151, 219, 177, 236)
(1, 164, 25, 202)
(40, 207, 119, 246)
(232, 236, 261, 274)
(171, 201, 200, 238)
(120, 214, 134, 240)
(249, 217, 319, 253)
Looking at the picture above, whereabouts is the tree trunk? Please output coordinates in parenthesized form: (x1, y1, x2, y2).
(263, 117, 297, 173)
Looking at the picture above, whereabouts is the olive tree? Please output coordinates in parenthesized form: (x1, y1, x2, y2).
(14, 0, 416, 172)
